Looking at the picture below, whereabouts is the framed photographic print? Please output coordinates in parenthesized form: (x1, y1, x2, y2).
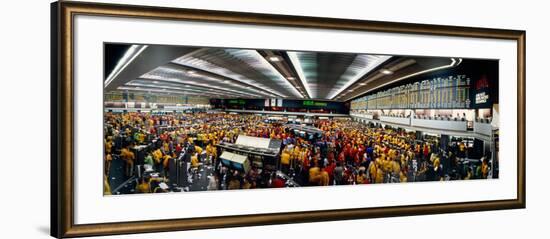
(51, 1, 526, 238)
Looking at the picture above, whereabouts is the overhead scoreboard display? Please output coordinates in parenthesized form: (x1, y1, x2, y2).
(212, 98, 349, 114)
(302, 100, 328, 107)
(366, 74, 472, 109)
(350, 61, 498, 110)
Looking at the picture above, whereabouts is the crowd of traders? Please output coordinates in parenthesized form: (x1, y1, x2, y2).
(103, 112, 492, 194)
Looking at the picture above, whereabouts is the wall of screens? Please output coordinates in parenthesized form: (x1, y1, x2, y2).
(350, 59, 498, 110)
(351, 74, 471, 110)
(104, 91, 210, 105)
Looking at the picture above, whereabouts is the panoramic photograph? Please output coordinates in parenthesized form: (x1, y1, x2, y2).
(103, 44, 499, 195)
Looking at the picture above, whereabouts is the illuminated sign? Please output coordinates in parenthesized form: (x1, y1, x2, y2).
(475, 75, 489, 90)
(475, 75, 490, 105)
(228, 99, 246, 105)
(475, 92, 489, 104)
(303, 100, 328, 107)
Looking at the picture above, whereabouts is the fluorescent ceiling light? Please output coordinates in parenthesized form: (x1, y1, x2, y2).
(288, 51, 314, 98)
(119, 86, 245, 98)
(328, 54, 391, 100)
(268, 56, 282, 62)
(379, 69, 394, 75)
(104, 45, 148, 87)
(135, 76, 260, 98)
(139, 67, 264, 98)
(249, 50, 303, 98)
(171, 49, 289, 98)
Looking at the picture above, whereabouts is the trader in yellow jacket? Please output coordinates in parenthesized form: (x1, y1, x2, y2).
(120, 146, 135, 176)
(153, 148, 163, 164)
(136, 177, 151, 193)
(368, 159, 378, 183)
(375, 166, 385, 184)
(103, 175, 111, 195)
(191, 153, 200, 169)
(194, 145, 203, 155)
(280, 149, 291, 173)
(308, 164, 321, 185)
(162, 154, 172, 176)
(319, 167, 330, 186)
(104, 138, 113, 154)
(206, 144, 216, 158)
(481, 157, 489, 179)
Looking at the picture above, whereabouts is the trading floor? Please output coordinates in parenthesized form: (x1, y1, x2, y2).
(104, 112, 495, 195)
(103, 44, 499, 195)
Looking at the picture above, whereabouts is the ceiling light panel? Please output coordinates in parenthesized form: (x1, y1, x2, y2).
(237, 50, 303, 98)
(172, 48, 296, 98)
(118, 86, 207, 97)
(287, 51, 316, 98)
(128, 79, 254, 98)
(125, 82, 237, 97)
(104, 45, 148, 87)
(138, 66, 266, 98)
(327, 54, 391, 100)
(118, 86, 246, 98)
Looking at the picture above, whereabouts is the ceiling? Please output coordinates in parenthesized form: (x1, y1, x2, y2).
(105, 44, 460, 101)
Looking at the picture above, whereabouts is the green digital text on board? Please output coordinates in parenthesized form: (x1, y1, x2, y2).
(303, 100, 328, 107)
(228, 99, 246, 105)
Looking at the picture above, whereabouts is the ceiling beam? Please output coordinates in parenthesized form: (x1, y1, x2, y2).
(327, 55, 392, 100)
(167, 62, 282, 98)
(117, 86, 246, 99)
(287, 51, 315, 99)
(104, 45, 199, 91)
(258, 50, 310, 99)
(130, 78, 255, 98)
